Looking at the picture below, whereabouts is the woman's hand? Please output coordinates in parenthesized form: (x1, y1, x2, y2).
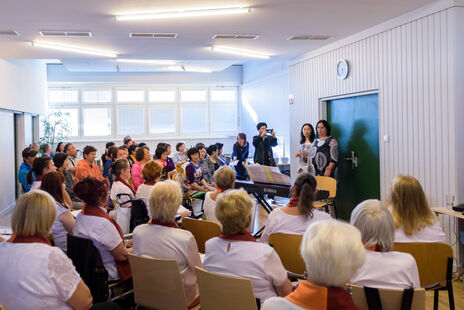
(324, 168, 332, 177)
(295, 152, 300, 158)
(301, 150, 308, 157)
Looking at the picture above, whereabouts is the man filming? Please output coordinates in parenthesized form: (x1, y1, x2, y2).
(253, 122, 278, 166)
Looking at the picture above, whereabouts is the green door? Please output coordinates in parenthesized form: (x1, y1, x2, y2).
(327, 94, 380, 220)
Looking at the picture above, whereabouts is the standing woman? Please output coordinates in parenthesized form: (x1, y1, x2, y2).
(313, 120, 338, 179)
(231, 133, 249, 180)
(295, 123, 316, 174)
(110, 159, 136, 234)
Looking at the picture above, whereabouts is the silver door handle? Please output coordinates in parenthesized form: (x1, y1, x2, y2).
(344, 150, 358, 168)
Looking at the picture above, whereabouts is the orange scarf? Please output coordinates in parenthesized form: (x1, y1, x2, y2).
(219, 231, 256, 242)
(149, 218, 180, 229)
(9, 234, 51, 246)
(82, 205, 132, 281)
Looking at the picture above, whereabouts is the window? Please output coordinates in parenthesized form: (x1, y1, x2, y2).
(83, 108, 111, 136)
(82, 89, 112, 103)
(117, 90, 144, 103)
(149, 90, 176, 102)
(149, 107, 176, 134)
(118, 107, 145, 135)
(47, 85, 238, 139)
(181, 106, 208, 133)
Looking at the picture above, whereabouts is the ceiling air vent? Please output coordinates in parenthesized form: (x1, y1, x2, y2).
(129, 32, 178, 38)
(39, 31, 92, 37)
(212, 34, 259, 40)
(288, 35, 332, 41)
(0, 30, 19, 36)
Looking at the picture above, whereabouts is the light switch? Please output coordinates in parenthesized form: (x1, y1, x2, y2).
(383, 135, 390, 143)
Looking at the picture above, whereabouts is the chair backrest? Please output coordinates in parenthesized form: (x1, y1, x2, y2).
(349, 284, 425, 310)
(67, 235, 109, 302)
(182, 218, 221, 253)
(181, 162, 190, 179)
(195, 267, 258, 310)
(392, 242, 452, 287)
(314, 176, 337, 198)
(268, 233, 305, 274)
(128, 254, 188, 310)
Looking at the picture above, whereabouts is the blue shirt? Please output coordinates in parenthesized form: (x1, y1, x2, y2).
(18, 162, 33, 193)
(103, 159, 114, 185)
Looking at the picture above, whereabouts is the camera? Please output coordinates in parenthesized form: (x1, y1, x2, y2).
(266, 128, 273, 133)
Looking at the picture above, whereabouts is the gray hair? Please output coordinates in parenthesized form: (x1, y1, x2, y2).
(300, 220, 365, 287)
(350, 199, 394, 252)
(149, 180, 182, 222)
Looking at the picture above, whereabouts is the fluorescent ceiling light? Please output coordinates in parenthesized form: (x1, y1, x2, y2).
(184, 67, 213, 73)
(31, 41, 117, 58)
(211, 45, 270, 59)
(115, 6, 250, 21)
(116, 58, 176, 65)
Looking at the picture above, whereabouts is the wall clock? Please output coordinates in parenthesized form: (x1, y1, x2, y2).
(337, 59, 349, 80)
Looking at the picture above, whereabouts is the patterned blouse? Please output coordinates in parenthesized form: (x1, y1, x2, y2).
(312, 137, 338, 180)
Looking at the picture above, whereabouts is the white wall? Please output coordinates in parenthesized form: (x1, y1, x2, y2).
(287, 1, 463, 260)
(0, 111, 15, 215)
(241, 61, 290, 159)
(0, 59, 47, 115)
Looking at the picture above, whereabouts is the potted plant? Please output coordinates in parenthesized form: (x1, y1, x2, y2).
(39, 111, 72, 153)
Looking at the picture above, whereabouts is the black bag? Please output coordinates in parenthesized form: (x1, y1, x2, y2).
(130, 199, 149, 232)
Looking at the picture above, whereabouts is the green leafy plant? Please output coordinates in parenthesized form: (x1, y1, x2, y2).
(39, 111, 72, 151)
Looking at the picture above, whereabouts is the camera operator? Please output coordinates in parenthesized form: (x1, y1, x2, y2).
(253, 122, 278, 166)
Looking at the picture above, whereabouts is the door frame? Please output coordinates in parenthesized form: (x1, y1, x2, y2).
(318, 89, 379, 120)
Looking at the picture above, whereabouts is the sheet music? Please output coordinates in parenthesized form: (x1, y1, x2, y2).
(245, 165, 291, 186)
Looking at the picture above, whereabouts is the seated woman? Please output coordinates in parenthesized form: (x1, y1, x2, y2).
(231, 133, 249, 180)
(165, 143, 176, 172)
(133, 180, 202, 308)
(155, 144, 177, 180)
(54, 152, 84, 210)
(263, 220, 365, 309)
(205, 144, 223, 178)
(110, 159, 136, 234)
(131, 146, 151, 191)
(198, 144, 214, 184)
(135, 160, 163, 215)
(203, 190, 292, 305)
(0, 190, 92, 309)
(173, 142, 188, 164)
(261, 173, 331, 243)
(388, 175, 446, 243)
(350, 199, 420, 289)
(184, 147, 211, 197)
(40, 172, 75, 253)
(26, 156, 56, 191)
(215, 142, 227, 165)
(73, 177, 132, 281)
(127, 144, 138, 169)
(203, 166, 236, 225)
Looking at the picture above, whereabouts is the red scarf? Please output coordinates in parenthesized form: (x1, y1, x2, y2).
(219, 231, 256, 242)
(8, 233, 51, 246)
(115, 176, 136, 195)
(287, 187, 299, 208)
(82, 205, 132, 281)
(149, 218, 180, 229)
(35, 175, 43, 182)
(144, 180, 157, 186)
(367, 245, 382, 252)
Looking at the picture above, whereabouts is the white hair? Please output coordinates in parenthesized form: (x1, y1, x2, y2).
(350, 199, 395, 251)
(300, 220, 365, 287)
(149, 180, 182, 222)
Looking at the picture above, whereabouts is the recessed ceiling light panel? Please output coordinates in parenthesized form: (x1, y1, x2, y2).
(39, 30, 92, 37)
(211, 45, 270, 59)
(0, 30, 19, 36)
(129, 32, 178, 39)
(212, 34, 259, 40)
(31, 41, 117, 57)
(116, 58, 177, 65)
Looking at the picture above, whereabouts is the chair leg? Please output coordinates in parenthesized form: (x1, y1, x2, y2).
(433, 290, 439, 310)
(448, 284, 455, 310)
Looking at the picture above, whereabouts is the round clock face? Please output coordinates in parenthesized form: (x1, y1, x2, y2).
(337, 59, 349, 80)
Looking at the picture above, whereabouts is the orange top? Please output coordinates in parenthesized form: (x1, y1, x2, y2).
(75, 159, 103, 181)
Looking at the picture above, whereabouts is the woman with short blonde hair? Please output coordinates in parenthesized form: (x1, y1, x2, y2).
(204, 190, 292, 305)
(0, 190, 92, 310)
(388, 175, 445, 243)
(204, 166, 236, 224)
(132, 180, 202, 308)
(350, 199, 420, 289)
(263, 220, 365, 309)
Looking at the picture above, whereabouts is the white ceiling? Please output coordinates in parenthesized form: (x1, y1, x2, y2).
(0, 0, 436, 72)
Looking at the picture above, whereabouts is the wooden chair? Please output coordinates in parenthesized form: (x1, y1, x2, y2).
(182, 218, 221, 253)
(393, 242, 454, 310)
(348, 284, 425, 310)
(195, 267, 258, 310)
(268, 233, 306, 277)
(128, 254, 200, 310)
(314, 176, 337, 216)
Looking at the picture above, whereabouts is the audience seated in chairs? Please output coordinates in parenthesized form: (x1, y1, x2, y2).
(203, 166, 236, 225)
(135, 160, 163, 216)
(26, 156, 56, 191)
(203, 190, 292, 305)
(73, 177, 132, 282)
(40, 172, 75, 253)
(388, 175, 446, 243)
(185, 147, 211, 198)
(165, 143, 176, 173)
(261, 173, 331, 243)
(155, 144, 176, 181)
(0, 190, 93, 310)
(101, 141, 115, 166)
(18, 147, 38, 193)
(172, 142, 188, 165)
(41, 143, 54, 158)
(132, 180, 202, 308)
(110, 159, 136, 234)
(76, 145, 102, 181)
(263, 220, 365, 310)
(206, 144, 223, 177)
(54, 152, 84, 210)
(65, 143, 78, 172)
(127, 144, 138, 170)
(103, 146, 118, 186)
(197, 144, 214, 184)
(131, 146, 151, 191)
(350, 199, 420, 289)
(215, 143, 227, 166)
(56, 141, 65, 153)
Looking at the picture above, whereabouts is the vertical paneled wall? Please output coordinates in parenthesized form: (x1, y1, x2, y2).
(289, 7, 460, 247)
